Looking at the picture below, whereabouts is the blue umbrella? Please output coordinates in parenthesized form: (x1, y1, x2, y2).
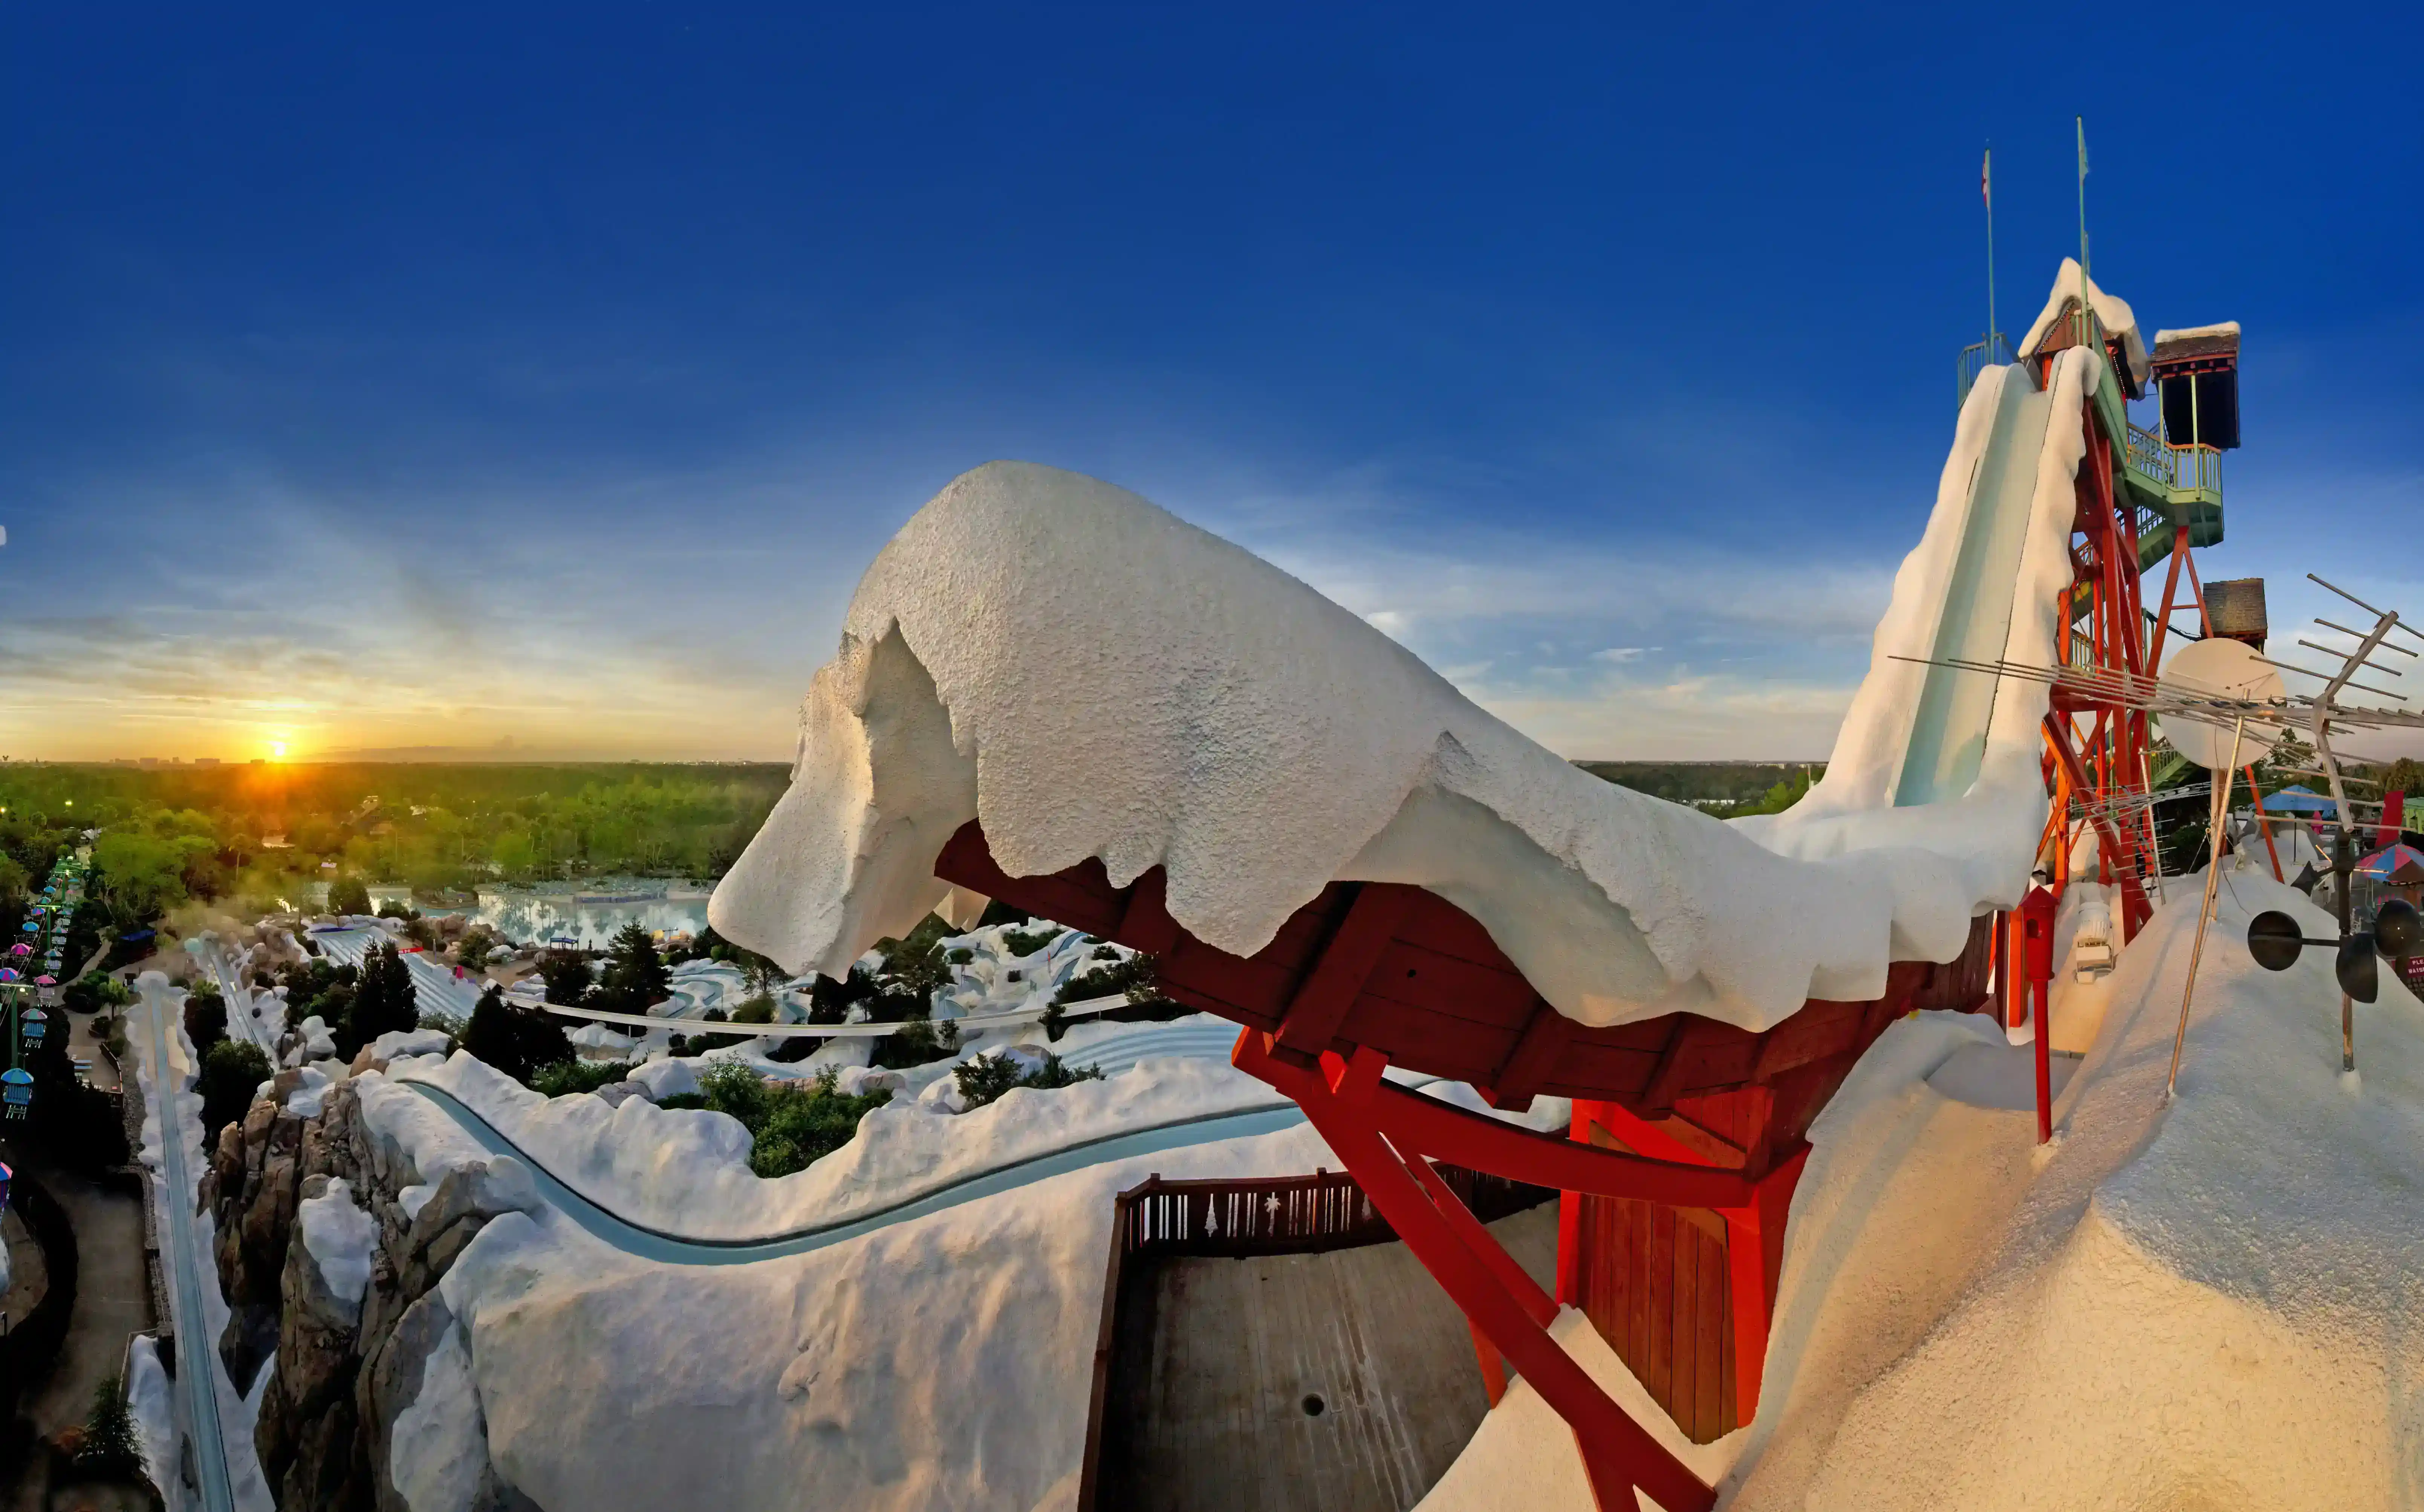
(2261, 785, 2342, 814)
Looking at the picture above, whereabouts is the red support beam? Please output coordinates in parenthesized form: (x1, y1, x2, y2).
(1238, 1029, 1717, 1512)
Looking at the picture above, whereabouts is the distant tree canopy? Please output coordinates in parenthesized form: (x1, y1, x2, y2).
(1580, 761, 1825, 818)
(328, 875, 373, 916)
(1578, 762, 1826, 814)
(0, 762, 789, 929)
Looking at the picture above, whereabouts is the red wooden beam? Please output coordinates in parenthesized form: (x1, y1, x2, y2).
(1238, 1030, 1716, 1512)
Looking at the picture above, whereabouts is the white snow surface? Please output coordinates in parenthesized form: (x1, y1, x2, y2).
(127, 1333, 179, 1509)
(709, 455, 2104, 1032)
(393, 1048, 1285, 1240)
(1735, 341, 2102, 886)
(299, 1178, 380, 1322)
(1419, 865, 2424, 1511)
(390, 1317, 492, 1512)
(2016, 256, 2150, 389)
(371, 1027, 454, 1063)
(2152, 320, 2241, 345)
(627, 1056, 699, 1101)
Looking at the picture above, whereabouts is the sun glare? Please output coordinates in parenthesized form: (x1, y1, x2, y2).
(270, 740, 288, 759)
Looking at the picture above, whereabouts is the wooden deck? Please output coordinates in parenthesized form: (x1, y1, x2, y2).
(1097, 1206, 1558, 1512)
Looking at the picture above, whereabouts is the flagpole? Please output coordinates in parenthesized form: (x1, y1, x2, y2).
(2076, 116, 2090, 278)
(1984, 145, 1997, 356)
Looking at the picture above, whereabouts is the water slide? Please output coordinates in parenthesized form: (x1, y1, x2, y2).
(136, 974, 240, 1512)
(394, 1077, 1307, 1263)
(1892, 367, 2058, 808)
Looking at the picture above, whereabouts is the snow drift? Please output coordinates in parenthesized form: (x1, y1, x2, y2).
(1419, 859, 2424, 1511)
(714, 458, 2054, 1032)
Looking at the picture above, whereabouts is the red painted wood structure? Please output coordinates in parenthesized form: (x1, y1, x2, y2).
(936, 822, 1993, 1511)
(2029, 298, 2248, 937)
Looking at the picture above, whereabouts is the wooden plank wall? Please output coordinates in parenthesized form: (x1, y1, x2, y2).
(1572, 1192, 1737, 1444)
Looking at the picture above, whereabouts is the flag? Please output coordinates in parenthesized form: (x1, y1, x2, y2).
(1982, 147, 1991, 207)
(2077, 117, 2089, 179)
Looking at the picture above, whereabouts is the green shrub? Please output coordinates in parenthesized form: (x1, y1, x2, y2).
(691, 1062, 891, 1177)
(870, 1014, 959, 1070)
(531, 1059, 637, 1097)
(199, 1038, 273, 1148)
(945, 947, 973, 965)
(1045, 950, 1182, 1039)
(998, 925, 1064, 958)
(953, 1050, 1104, 1111)
(730, 995, 775, 1024)
(64, 971, 133, 1015)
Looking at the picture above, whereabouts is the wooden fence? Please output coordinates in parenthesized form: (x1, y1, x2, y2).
(1075, 1163, 1553, 1512)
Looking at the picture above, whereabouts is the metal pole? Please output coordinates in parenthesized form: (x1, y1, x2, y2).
(2076, 116, 2090, 278)
(2166, 717, 2244, 1100)
(1985, 145, 1997, 358)
(2337, 826, 2357, 1073)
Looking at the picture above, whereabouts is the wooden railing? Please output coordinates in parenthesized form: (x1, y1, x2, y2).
(1075, 1162, 1554, 1512)
(1109, 1163, 1546, 1260)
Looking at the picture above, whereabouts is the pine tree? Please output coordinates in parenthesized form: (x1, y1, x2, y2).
(344, 942, 419, 1049)
(459, 985, 525, 1080)
(602, 920, 670, 1012)
(73, 1373, 145, 1480)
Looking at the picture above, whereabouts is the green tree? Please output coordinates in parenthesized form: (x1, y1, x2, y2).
(183, 988, 228, 1059)
(199, 1038, 273, 1148)
(457, 984, 570, 1084)
(344, 942, 419, 1051)
(537, 949, 594, 1006)
(93, 831, 194, 928)
(328, 875, 372, 916)
(598, 920, 670, 1013)
(73, 1374, 145, 1481)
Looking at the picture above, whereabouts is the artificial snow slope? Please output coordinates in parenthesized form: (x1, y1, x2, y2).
(1418, 858, 2424, 1512)
(1733, 261, 2136, 860)
(716, 303, 2115, 1034)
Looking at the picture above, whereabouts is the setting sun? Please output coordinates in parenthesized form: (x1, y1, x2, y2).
(268, 740, 288, 759)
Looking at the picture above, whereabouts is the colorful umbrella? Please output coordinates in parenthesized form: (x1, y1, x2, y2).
(0, 970, 17, 982)
(33, 975, 54, 986)
(8, 945, 26, 956)
(2358, 843, 2424, 880)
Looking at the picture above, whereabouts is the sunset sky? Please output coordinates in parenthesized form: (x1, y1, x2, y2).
(4, 5, 2419, 762)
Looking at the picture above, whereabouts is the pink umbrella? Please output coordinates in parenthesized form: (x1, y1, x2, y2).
(8, 944, 26, 956)
(34, 975, 54, 986)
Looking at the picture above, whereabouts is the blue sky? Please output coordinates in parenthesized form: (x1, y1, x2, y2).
(3, 5, 2419, 761)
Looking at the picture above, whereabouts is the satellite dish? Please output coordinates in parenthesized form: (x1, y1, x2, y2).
(2155, 637, 2286, 770)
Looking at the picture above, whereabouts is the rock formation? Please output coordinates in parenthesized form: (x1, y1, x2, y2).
(204, 1073, 538, 1510)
